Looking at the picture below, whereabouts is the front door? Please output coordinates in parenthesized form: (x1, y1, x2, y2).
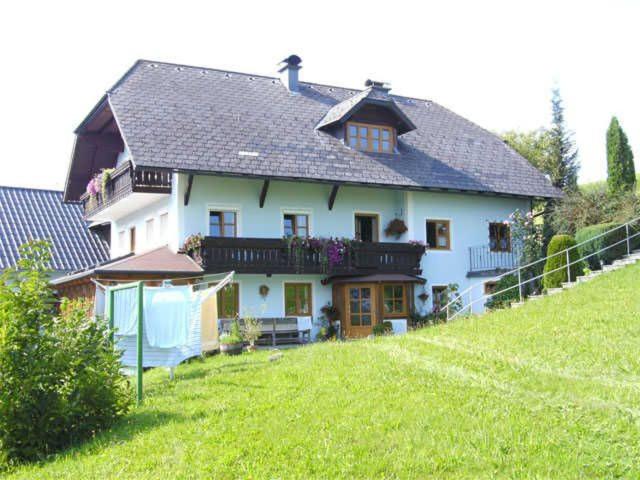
(344, 284, 377, 338)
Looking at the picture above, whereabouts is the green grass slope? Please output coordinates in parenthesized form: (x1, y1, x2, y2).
(7, 264, 640, 479)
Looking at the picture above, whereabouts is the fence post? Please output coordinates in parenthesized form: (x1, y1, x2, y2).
(446, 303, 450, 322)
(517, 267, 523, 303)
(136, 281, 144, 406)
(468, 289, 473, 316)
(565, 249, 571, 283)
(626, 223, 631, 256)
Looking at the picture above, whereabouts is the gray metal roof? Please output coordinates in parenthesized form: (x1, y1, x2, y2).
(104, 60, 561, 199)
(0, 186, 110, 272)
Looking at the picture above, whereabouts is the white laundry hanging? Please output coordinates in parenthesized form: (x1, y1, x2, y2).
(111, 285, 138, 336)
(143, 286, 193, 348)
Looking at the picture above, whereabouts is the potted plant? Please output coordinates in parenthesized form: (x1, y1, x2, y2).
(372, 321, 393, 336)
(220, 319, 243, 355)
(241, 315, 262, 352)
(384, 218, 408, 239)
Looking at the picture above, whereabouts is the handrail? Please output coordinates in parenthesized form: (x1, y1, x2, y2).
(443, 214, 640, 321)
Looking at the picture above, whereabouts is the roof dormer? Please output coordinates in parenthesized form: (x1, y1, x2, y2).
(316, 79, 417, 147)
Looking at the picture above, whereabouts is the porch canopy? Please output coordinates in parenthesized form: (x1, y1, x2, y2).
(324, 273, 425, 284)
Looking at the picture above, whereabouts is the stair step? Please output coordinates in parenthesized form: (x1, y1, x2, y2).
(528, 295, 544, 301)
(561, 282, 576, 289)
(511, 302, 524, 308)
(547, 288, 563, 295)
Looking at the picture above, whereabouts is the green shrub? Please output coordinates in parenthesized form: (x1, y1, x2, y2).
(575, 222, 628, 270)
(485, 274, 520, 310)
(372, 321, 393, 336)
(0, 241, 130, 464)
(542, 235, 582, 289)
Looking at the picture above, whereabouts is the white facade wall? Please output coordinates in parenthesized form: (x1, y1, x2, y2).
(110, 198, 170, 258)
(105, 173, 530, 321)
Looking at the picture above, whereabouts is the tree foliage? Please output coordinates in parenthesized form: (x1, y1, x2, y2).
(0, 240, 130, 464)
(607, 116, 636, 194)
(548, 88, 579, 192)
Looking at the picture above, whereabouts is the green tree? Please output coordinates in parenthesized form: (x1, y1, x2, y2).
(503, 129, 554, 174)
(607, 116, 636, 194)
(548, 89, 579, 192)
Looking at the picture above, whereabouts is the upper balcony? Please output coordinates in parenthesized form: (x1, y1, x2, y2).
(80, 161, 172, 221)
(200, 237, 426, 276)
(467, 243, 522, 277)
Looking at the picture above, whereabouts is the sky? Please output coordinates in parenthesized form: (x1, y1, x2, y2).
(1, 0, 638, 191)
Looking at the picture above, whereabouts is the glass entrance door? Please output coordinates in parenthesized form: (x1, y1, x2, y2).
(345, 284, 376, 338)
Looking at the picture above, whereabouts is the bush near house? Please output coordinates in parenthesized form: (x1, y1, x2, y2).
(0, 241, 130, 464)
(575, 222, 628, 270)
(485, 274, 520, 309)
(542, 235, 582, 289)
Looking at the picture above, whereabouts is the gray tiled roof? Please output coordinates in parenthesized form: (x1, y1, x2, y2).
(106, 60, 561, 199)
(0, 186, 110, 272)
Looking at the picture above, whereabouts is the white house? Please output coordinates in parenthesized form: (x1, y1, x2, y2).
(56, 55, 560, 339)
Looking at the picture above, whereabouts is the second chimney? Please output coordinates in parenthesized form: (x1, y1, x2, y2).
(278, 55, 302, 93)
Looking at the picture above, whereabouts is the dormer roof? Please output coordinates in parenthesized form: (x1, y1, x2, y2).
(316, 80, 417, 135)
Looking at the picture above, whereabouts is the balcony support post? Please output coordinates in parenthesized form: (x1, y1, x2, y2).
(184, 174, 194, 206)
(328, 184, 340, 211)
(259, 179, 270, 208)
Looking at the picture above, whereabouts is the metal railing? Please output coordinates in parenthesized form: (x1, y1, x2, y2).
(468, 243, 522, 273)
(443, 216, 640, 321)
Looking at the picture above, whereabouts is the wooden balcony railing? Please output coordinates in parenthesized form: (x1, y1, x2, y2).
(80, 161, 172, 217)
(201, 237, 426, 276)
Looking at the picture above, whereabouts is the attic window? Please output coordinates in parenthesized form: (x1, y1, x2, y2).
(346, 121, 395, 153)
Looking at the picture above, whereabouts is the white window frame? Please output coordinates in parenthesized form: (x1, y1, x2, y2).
(280, 207, 313, 237)
(205, 204, 242, 237)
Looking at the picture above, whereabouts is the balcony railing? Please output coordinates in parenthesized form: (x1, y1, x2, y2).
(201, 237, 426, 276)
(468, 243, 522, 275)
(80, 161, 172, 218)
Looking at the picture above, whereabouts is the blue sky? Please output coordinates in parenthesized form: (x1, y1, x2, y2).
(1, 0, 638, 189)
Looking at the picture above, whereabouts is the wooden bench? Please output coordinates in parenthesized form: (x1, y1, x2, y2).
(220, 317, 312, 347)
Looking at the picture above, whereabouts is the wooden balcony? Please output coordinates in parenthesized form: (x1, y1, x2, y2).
(80, 161, 171, 219)
(201, 237, 426, 276)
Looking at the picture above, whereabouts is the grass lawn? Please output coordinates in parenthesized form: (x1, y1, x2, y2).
(6, 264, 640, 479)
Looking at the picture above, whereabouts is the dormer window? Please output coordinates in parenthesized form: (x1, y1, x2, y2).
(346, 122, 395, 153)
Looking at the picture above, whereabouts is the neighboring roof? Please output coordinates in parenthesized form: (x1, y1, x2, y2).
(95, 246, 203, 274)
(50, 247, 203, 286)
(84, 59, 561, 199)
(0, 186, 110, 271)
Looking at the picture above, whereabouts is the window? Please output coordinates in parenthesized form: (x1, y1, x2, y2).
(283, 214, 309, 237)
(348, 286, 373, 326)
(355, 214, 379, 242)
(146, 218, 155, 245)
(489, 222, 511, 252)
(484, 281, 498, 295)
(284, 283, 312, 316)
(209, 211, 237, 237)
(383, 284, 407, 316)
(432, 286, 447, 311)
(129, 227, 136, 253)
(426, 220, 451, 250)
(159, 213, 169, 242)
(346, 122, 395, 153)
(118, 230, 125, 250)
(217, 283, 239, 319)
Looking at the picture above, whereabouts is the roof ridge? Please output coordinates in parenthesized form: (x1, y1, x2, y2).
(127, 59, 436, 104)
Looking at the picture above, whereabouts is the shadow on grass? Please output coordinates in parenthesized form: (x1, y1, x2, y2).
(1, 409, 188, 475)
(177, 358, 274, 382)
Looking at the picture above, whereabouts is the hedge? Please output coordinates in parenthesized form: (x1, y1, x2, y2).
(543, 235, 582, 289)
(575, 222, 627, 270)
